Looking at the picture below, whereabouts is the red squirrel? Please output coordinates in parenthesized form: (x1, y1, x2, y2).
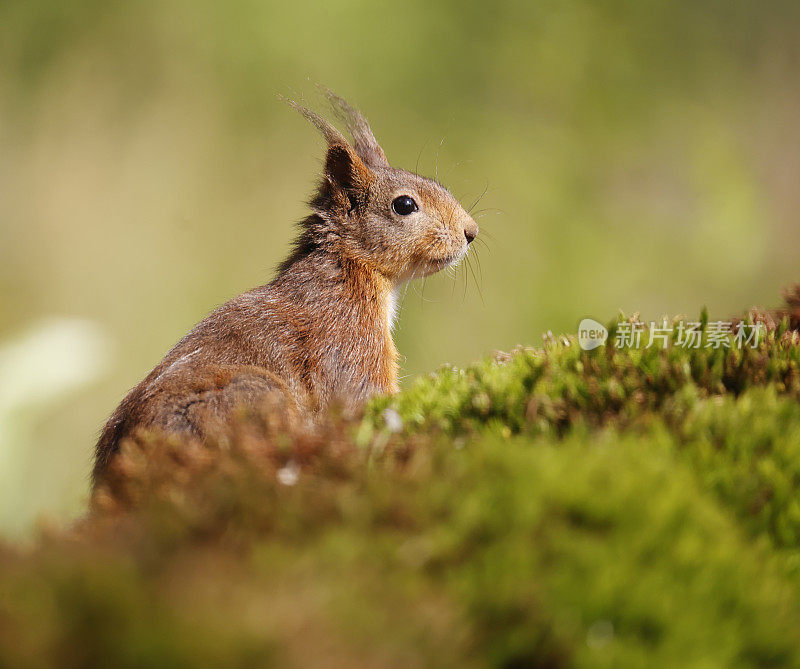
(93, 91, 478, 484)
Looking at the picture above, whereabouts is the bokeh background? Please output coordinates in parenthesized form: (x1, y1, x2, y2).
(1, 0, 799, 536)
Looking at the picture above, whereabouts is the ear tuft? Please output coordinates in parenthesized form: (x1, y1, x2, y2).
(280, 92, 375, 211)
(317, 86, 390, 169)
(279, 95, 350, 147)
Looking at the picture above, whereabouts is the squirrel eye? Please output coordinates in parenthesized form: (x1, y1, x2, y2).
(391, 195, 418, 216)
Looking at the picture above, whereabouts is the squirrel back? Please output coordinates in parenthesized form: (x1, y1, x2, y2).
(93, 90, 478, 484)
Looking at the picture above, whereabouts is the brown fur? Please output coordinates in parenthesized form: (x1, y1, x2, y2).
(93, 91, 478, 484)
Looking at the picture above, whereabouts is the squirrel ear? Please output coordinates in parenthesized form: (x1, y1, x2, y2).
(319, 86, 390, 169)
(324, 142, 374, 198)
(281, 95, 374, 207)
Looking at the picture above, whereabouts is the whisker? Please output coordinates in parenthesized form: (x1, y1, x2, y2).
(468, 179, 490, 214)
(473, 237, 492, 255)
(476, 228, 497, 242)
(415, 137, 430, 175)
(413, 272, 439, 303)
(401, 266, 418, 304)
(412, 274, 424, 300)
(472, 246, 485, 285)
(435, 136, 446, 183)
(472, 207, 506, 217)
(466, 254, 486, 308)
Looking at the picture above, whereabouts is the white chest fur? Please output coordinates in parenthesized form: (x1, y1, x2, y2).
(384, 289, 399, 333)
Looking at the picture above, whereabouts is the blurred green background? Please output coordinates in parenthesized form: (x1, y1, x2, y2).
(1, 0, 798, 536)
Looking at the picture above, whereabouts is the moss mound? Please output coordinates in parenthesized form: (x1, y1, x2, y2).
(3, 292, 800, 668)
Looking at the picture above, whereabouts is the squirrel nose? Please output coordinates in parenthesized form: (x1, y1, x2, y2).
(464, 222, 478, 244)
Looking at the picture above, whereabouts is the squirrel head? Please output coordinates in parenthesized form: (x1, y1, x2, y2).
(286, 91, 478, 284)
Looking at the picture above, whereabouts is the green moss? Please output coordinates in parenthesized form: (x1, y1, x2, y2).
(3, 309, 800, 667)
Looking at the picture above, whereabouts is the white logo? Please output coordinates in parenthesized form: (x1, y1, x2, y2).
(578, 319, 608, 351)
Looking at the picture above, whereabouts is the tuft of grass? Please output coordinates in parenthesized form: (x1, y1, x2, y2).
(3, 294, 800, 667)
